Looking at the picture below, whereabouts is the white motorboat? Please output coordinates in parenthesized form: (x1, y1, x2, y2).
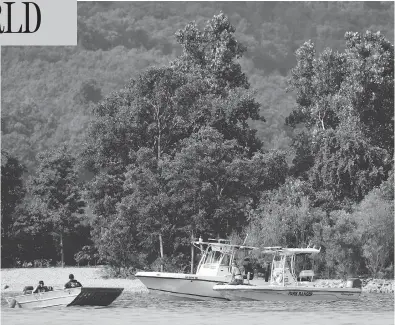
(213, 246, 362, 301)
(136, 238, 265, 300)
(6, 286, 124, 308)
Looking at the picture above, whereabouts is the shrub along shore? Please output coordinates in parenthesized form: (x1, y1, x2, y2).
(1, 267, 393, 294)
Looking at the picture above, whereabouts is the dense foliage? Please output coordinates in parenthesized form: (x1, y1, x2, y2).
(3, 2, 393, 171)
(1, 150, 26, 267)
(1, 3, 393, 278)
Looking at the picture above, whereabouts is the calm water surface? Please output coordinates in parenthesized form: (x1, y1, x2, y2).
(1, 292, 394, 325)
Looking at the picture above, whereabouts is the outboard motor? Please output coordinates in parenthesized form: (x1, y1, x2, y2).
(346, 278, 362, 288)
(8, 298, 18, 308)
(23, 286, 34, 294)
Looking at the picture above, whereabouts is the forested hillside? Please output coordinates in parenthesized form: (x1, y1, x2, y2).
(1, 2, 393, 279)
(2, 2, 393, 171)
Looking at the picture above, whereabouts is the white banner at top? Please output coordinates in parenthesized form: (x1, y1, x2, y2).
(0, 0, 77, 46)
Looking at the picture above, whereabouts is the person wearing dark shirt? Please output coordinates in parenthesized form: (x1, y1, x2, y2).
(242, 257, 255, 282)
(32, 280, 48, 293)
(64, 274, 82, 289)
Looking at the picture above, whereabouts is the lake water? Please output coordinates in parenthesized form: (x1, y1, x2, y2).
(1, 292, 394, 325)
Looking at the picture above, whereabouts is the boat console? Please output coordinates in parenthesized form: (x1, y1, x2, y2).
(261, 246, 321, 287)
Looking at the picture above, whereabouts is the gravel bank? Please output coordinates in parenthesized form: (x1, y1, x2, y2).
(314, 279, 394, 293)
(1, 267, 148, 293)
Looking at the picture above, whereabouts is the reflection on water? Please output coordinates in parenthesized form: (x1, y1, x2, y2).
(2, 292, 394, 325)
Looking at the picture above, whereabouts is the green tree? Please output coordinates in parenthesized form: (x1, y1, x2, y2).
(354, 173, 394, 278)
(84, 67, 192, 270)
(310, 128, 390, 202)
(27, 146, 86, 267)
(163, 127, 250, 240)
(287, 31, 393, 205)
(341, 31, 394, 154)
(248, 178, 320, 248)
(287, 42, 344, 131)
(110, 127, 287, 269)
(1, 150, 26, 267)
(317, 210, 363, 279)
(172, 12, 249, 92)
(84, 14, 264, 269)
(287, 31, 393, 149)
(117, 147, 170, 270)
(12, 198, 59, 266)
(1, 100, 58, 172)
(171, 12, 263, 153)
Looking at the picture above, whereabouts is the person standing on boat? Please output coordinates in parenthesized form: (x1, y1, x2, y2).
(32, 280, 48, 293)
(242, 257, 254, 282)
(64, 274, 82, 289)
(230, 260, 243, 285)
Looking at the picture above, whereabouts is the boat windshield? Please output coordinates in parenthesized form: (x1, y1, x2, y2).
(206, 250, 222, 264)
(221, 254, 230, 266)
(273, 255, 284, 269)
(200, 247, 232, 266)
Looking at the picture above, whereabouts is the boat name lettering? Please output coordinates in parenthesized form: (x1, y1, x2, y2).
(185, 276, 197, 280)
(288, 291, 313, 296)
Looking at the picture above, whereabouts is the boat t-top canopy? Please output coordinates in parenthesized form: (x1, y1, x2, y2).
(260, 246, 321, 256)
(192, 239, 258, 252)
(192, 237, 320, 255)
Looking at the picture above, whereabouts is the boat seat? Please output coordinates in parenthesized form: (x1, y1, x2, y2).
(299, 270, 314, 281)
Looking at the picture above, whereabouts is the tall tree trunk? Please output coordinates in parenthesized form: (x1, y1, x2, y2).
(191, 230, 195, 274)
(156, 106, 164, 272)
(159, 233, 164, 272)
(60, 232, 64, 268)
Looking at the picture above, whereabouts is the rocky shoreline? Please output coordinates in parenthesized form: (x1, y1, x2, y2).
(314, 279, 394, 293)
(1, 267, 393, 294)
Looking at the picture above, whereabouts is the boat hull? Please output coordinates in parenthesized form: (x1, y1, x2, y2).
(213, 284, 361, 301)
(136, 272, 228, 300)
(8, 287, 124, 308)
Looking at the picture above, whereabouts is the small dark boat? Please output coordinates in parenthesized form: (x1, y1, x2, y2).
(6, 286, 124, 308)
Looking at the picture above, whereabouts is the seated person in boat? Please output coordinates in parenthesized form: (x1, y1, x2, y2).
(230, 260, 243, 285)
(32, 280, 49, 293)
(64, 274, 82, 288)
